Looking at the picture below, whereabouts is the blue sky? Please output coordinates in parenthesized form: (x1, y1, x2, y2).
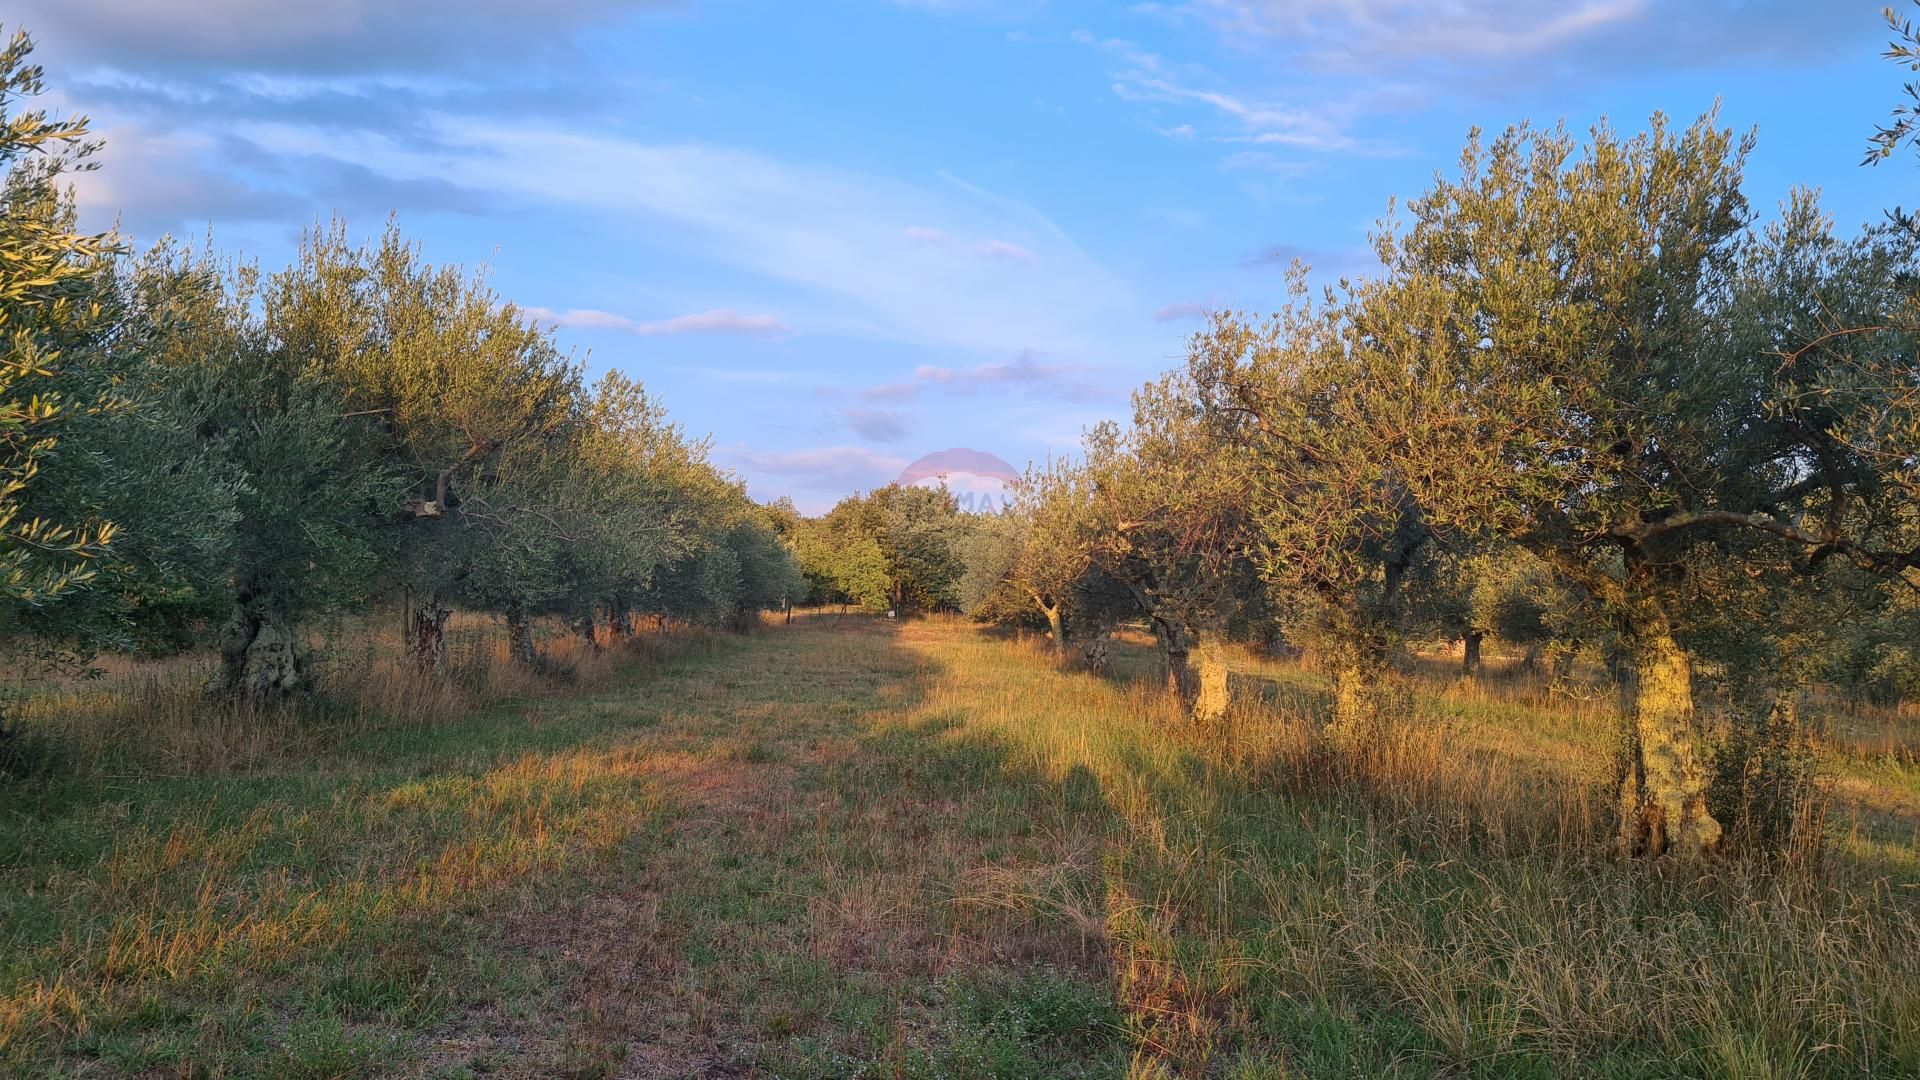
(22, 0, 1914, 511)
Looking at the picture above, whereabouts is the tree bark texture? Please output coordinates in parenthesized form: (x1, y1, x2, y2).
(1615, 606, 1721, 859)
(506, 608, 539, 667)
(216, 601, 309, 700)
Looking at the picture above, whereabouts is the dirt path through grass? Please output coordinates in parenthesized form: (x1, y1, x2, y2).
(413, 615, 1121, 1078)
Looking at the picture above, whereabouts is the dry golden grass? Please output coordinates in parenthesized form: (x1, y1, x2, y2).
(1, 610, 659, 778)
(2, 612, 1917, 1077)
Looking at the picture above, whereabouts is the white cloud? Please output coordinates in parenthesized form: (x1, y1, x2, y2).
(910, 349, 1105, 399)
(65, 121, 298, 236)
(977, 239, 1035, 259)
(636, 310, 790, 337)
(525, 306, 789, 337)
(727, 445, 909, 480)
(1188, 0, 1649, 65)
(848, 348, 1116, 406)
(233, 119, 1135, 356)
(1076, 2, 1671, 159)
(903, 225, 949, 244)
(1074, 28, 1366, 153)
(1113, 74, 1360, 153)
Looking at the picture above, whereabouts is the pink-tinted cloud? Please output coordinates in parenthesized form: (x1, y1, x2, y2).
(977, 239, 1036, 260)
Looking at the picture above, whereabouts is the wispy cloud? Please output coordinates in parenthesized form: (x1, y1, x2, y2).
(225, 120, 1135, 356)
(977, 239, 1036, 259)
(525, 306, 790, 337)
(859, 381, 922, 404)
(1184, 0, 1648, 67)
(850, 348, 1116, 405)
(904, 225, 949, 245)
(1153, 301, 1208, 322)
(1117, 75, 1359, 152)
(1072, 27, 1368, 154)
(841, 408, 914, 442)
(727, 444, 909, 482)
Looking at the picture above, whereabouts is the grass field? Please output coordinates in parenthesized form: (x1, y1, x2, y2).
(3, 614, 1919, 1078)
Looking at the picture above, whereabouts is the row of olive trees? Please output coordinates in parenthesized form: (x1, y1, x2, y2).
(965, 110, 1920, 861)
(0, 29, 798, 706)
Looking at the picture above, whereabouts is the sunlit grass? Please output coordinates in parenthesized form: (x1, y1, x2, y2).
(885, 619, 1920, 1077)
(3, 613, 1917, 1076)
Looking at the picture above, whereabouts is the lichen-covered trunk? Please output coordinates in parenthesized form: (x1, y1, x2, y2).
(506, 608, 539, 667)
(1462, 630, 1484, 676)
(215, 601, 308, 700)
(1616, 610, 1720, 859)
(1192, 638, 1229, 724)
(406, 594, 451, 676)
(1327, 652, 1382, 753)
(1041, 602, 1065, 651)
(1320, 594, 1388, 753)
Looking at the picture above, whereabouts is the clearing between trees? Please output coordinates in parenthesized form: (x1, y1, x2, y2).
(3, 613, 1916, 1078)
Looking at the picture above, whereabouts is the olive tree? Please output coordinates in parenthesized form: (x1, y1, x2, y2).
(130, 240, 392, 696)
(1184, 280, 1437, 743)
(0, 34, 243, 684)
(284, 222, 582, 672)
(1080, 372, 1255, 721)
(0, 29, 120, 614)
(1373, 114, 1920, 857)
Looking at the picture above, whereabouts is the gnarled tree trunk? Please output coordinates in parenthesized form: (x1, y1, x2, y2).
(1321, 594, 1390, 753)
(1192, 638, 1229, 724)
(406, 592, 451, 676)
(1154, 615, 1199, 703)
(574, 612, 600, 653)
(506, 608, 539, 667)
(1462, 630, 1484, 676)
(1041, 601, 1065, 651)
(1327, 648, 1384, 753)
(1615, 604, 1720, 859)
(215, 599, 309, 700)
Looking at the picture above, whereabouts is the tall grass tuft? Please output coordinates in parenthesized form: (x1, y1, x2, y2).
(0, 609, 718, 778)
